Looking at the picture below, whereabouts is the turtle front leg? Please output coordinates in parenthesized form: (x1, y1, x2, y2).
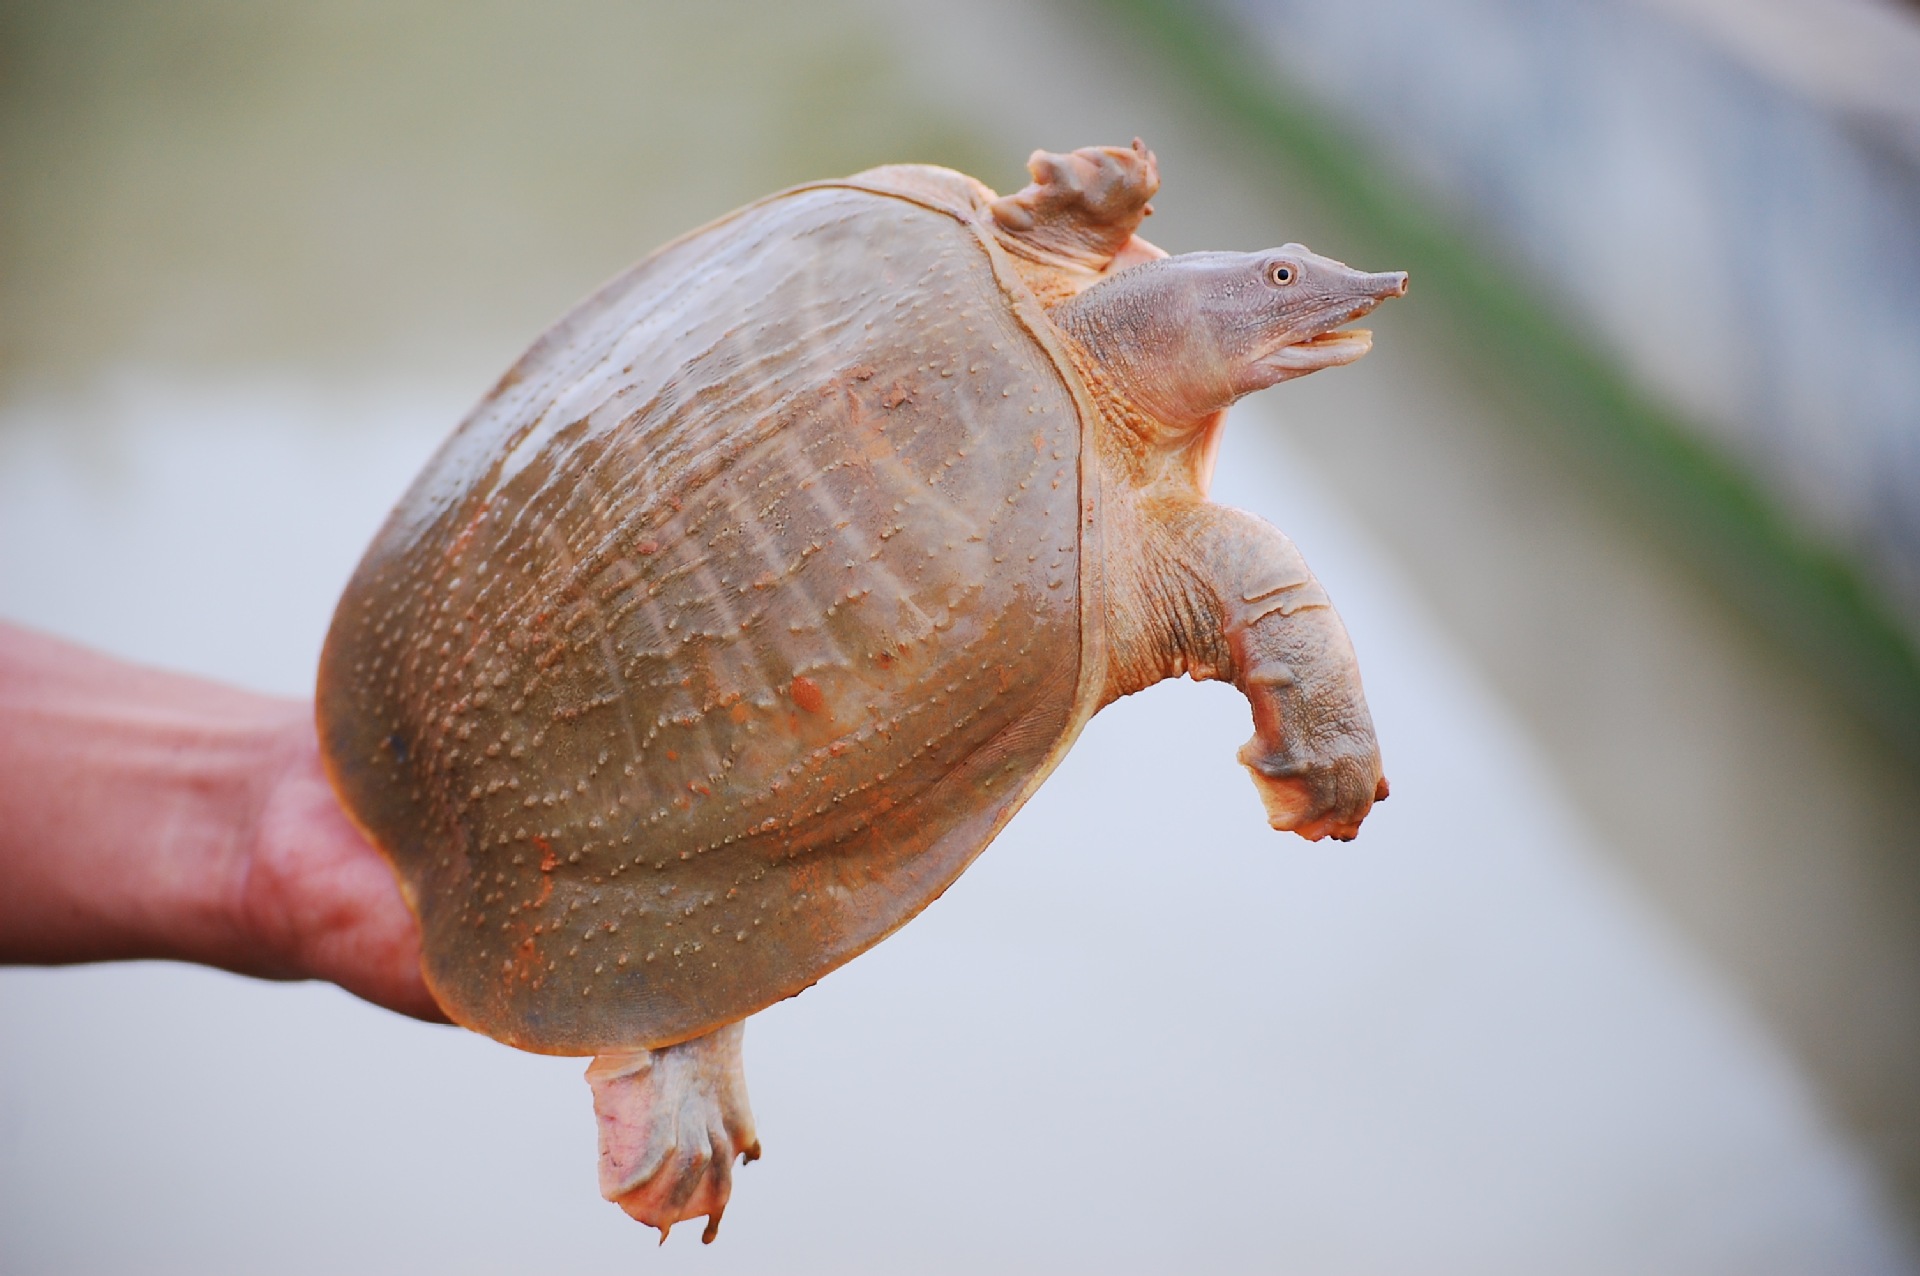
(585, 1021, 760, 1243)
(1116, 501, 1385, 841)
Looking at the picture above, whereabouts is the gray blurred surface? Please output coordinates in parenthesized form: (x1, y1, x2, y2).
(3, 1, 1918, 1270)
(1216, 0, 1920, 636)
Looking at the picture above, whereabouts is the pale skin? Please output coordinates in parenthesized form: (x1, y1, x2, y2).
(591, 147, 1407, 1242)
(1055, 247, 1405, 838)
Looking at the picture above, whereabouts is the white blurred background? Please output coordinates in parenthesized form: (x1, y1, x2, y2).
(3, 2, 1918, 1271)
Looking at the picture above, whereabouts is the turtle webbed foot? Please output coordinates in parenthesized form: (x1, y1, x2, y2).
(989, 138, 1163, 272)
(586, 1022, 759, 1243)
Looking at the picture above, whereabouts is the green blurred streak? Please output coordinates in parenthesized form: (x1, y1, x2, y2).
(1106, 0, 1920, 763)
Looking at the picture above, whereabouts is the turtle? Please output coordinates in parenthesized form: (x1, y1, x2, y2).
(316, 140, 1405, 1241)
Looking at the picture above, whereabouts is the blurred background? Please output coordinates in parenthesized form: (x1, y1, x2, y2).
(3, 1, 1918, 1271)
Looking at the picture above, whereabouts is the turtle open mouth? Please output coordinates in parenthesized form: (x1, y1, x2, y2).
(1299, 326, 1371, 348)
(1262, 325, 1374, 374)
(1256, 268, 1404, 376)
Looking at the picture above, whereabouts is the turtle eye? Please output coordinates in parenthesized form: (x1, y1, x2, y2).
(1269, 262, 1297, 286)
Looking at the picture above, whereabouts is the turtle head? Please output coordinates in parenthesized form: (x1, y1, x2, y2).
(1053, 245, 1407, 434)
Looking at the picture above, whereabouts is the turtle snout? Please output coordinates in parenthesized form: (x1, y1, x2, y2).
(1334, 270, 1407, 324)
(1369, 270, 1409, 299)
(1330, 270, 1406, 323)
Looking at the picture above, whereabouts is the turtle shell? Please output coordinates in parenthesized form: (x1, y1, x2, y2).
(317, 176, 1108, 1053)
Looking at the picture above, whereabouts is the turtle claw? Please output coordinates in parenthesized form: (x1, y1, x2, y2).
(586, 1021, 759, 1243)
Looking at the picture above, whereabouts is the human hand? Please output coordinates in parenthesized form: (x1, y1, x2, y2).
(237, 715, 447, 1022)
(0, 622, 444, 1022)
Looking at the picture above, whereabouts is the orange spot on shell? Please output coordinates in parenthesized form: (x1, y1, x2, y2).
(790, 675, 826, 714)
(533, 836, 556, 908)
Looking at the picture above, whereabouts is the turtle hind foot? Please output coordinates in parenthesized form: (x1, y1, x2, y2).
(585, 1021, 759, 1243)
(988, 139, 1161, 271)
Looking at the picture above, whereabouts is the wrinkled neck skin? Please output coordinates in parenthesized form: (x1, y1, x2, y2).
(1053, 247, 1406, 498)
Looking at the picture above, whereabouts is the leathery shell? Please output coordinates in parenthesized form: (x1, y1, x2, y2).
(318, 181, 1106, 1053)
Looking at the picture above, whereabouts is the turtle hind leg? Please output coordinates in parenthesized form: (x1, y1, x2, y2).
(585, 1021, 760, 1243)
(988, 140, 1163, 277)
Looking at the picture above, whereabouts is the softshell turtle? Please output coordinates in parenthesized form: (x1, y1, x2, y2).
(317, 140, 1405, 1240)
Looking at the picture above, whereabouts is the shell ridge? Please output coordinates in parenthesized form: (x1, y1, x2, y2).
(918, 211, 1110, 815)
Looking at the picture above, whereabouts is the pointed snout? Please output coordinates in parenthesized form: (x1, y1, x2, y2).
(1365, 270, 1409, 300)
